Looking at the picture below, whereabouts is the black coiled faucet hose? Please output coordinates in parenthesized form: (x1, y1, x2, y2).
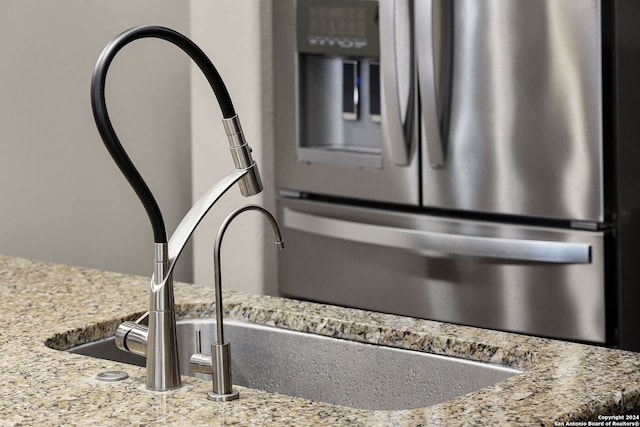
(90, 25, 236, 243)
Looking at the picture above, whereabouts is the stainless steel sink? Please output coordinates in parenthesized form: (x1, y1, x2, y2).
(68, 318, 522, 410)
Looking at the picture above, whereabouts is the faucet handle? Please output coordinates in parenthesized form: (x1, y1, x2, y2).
(195, 330, 202, 353)
(115, 321, 148, 357)
(188, 331, 239, 401)
(190, 353, 214, 374)
(190, 330, 213, 374)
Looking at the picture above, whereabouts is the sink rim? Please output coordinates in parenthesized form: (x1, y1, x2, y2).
(64, 316, 525, 375)
(45, 305, 535, 372)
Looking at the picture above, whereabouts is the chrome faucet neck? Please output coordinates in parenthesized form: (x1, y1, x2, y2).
(190, 204, 284, 401)
(213, 205, 284, 344)
(152, 242, 169, 292)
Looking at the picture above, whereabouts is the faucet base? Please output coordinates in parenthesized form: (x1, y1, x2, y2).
(207, 390, 240, 402)
(146, 309, 182, 391)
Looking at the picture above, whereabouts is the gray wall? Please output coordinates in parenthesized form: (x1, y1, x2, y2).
(190, 0, 276, 294)
(0, 1, 193, 281)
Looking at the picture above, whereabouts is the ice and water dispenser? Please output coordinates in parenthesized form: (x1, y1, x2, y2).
(296, 0, 383, 169)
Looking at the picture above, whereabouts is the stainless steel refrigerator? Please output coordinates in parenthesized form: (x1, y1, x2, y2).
(273, 0, 640, 350)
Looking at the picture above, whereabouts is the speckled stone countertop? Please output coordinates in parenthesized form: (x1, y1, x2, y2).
(2, 255, 640, 426)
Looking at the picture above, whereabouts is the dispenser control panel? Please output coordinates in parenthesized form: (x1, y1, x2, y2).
(297, 0, 379, 57)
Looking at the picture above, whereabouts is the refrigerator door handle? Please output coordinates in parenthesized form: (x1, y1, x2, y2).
(284, 208, 592, 264)
(380, 0, 413, 166)
(415, 0, 447, 168)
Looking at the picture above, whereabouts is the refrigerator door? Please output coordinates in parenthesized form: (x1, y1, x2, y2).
(417, 0, 605, 222)
(278, 198, 609, 344)
(274, 0, 420, 205)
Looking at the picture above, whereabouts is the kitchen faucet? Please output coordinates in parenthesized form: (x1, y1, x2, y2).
(190, 205, 284, 401)
(90, 25, 262, 391)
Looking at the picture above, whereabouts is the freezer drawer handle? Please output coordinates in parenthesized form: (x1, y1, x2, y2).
(284, 208, 591, 264)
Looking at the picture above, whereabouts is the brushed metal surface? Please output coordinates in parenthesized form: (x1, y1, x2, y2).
(420, 0, 604, 221)
(278, 198, 608, 344)
(69, 318, 521, 411)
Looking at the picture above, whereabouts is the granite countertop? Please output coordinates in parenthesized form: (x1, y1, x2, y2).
(2, 254, 640, 426)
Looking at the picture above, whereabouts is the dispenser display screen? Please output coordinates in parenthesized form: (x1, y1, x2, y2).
(297, 0, 379, 57)
(310, 6, 367, 40)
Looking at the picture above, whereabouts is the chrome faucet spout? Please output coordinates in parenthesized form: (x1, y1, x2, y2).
(213, 205, 284, 344)
(92, 25, 263, 392)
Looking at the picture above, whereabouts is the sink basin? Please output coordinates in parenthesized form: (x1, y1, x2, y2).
(68, 318, 521, 410)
